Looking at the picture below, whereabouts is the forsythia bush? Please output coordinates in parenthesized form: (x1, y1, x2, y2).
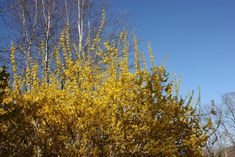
(0, 28, 210, 156)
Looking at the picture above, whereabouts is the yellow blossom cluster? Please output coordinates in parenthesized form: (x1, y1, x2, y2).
(0, 29, 211, 156)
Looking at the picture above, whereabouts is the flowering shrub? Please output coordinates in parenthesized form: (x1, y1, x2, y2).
(0, 27, 210, 156)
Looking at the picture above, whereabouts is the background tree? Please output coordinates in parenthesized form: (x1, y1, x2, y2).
(205, 93, 235, 157)
(0, 0, 129, 74)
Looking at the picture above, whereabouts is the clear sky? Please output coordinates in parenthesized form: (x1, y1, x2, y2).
(110, 0, 235, 105)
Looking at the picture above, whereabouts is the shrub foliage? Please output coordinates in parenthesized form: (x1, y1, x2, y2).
(0, 28, 210, 156)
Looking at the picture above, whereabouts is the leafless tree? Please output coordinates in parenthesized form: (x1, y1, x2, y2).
(0, 0, 130, 73)
(204, 93, 235, 157)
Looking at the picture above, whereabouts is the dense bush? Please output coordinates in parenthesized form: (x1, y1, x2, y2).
(0, 28, 211, 156)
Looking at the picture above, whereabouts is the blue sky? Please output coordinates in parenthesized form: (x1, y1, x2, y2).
(111, 0, 235, 105)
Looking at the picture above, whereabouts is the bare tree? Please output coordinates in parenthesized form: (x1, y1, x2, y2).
(0, 0, 130, 73)
(204, 93, 235, 157)
(221, 93, 235, 146)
